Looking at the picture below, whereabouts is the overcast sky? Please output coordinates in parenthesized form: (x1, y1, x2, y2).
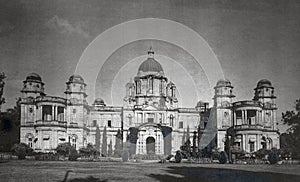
(0, 0, 299, 132)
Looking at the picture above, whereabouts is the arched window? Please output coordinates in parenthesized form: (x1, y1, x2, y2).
(136, 81, 141, 94)
(149, 78, 153, 93)
(159, 80, 163, 95)
(69, 135, 77, 148)
(169, 115, 174, 126)
(26, 133, 34, 148)
(171, 87, 176, 97)
(128, 114, 133, 125)
(129, 87, 132, 96)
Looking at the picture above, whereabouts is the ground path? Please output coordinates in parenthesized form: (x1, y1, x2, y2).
(0, 160, 299, 181)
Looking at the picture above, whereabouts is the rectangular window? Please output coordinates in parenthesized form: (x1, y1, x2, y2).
(108, 120, 112, 127)
(179, 121, 183, 129)
(249, 142, 255, 152)
(137, 113, 143, 123)
(149, 78, 153, 94)
(42, 105, 52, 121)
(147, 113, 155, 123)
(93, 120, 97, 127)
(57, 106, 64, 121)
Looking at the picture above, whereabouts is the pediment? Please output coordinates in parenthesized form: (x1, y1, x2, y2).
(143, 105, 158, 110)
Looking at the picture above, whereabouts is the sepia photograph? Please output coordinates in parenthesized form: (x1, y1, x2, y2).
(0, 0, 299, 181)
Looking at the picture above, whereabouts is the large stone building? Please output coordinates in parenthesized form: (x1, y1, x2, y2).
(20, 49, 279, 155)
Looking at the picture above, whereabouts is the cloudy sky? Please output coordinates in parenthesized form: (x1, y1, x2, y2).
(0, 0, 299, 132)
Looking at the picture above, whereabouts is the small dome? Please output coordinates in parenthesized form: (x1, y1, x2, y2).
(257, 79, 272, 88)
(94, 98, 105, 105)
(138, 58, 164, 74)
(26, 73, 42, 82)
(126, 79, 135, 87)
(196, 101, 207, 107)
(167, 81, 175, 87)
(68, 75, 85, 84)
(216, 79, 231, 87)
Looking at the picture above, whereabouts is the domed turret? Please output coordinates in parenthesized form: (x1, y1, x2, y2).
(254, 79, 276, 104)
(214, 78, 235, 107)
(138, 48, 164, 75)
(94, 98, 106, 106)
(65, 74, 87, 104)
(215, 79, 232, 88)
(26, 73, 42, 82)
(196, 100, 209, 112)
(21, 73, 45, 98)
(68, 75, 85, 85)
(256, 79, 273, 89)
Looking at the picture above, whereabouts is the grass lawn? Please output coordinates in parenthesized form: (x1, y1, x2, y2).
(0, 160, 299, 182)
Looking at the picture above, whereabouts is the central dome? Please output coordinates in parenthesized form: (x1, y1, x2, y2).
(138, 48, 164, 74)
(138, 58, 164, 73)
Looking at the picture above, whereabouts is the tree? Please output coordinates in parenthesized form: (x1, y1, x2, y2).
(219, 151, 228, 164)
(101, 126, 107, 156)
(69, 147, 79, 161)
(268, 148, 280, 164)
(95, 125, 101, 153)
(108, 140, 113, 157)
(11, 143, 33, 159)
(281, 99, 300, 159)
(55, 142, 72, 156)
(114, 129, 122, 157)
(181, 130, 186, 146)
(0, 98, 21, 152)
(192, 131, 197, 153)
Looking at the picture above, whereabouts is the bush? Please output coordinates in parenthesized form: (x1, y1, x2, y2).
(219, 151, 228, 164)
(255, 148, 270, 159)
(122, 150, 129, 162)
(175, 151, 182, 163)
(211, 150, 220, 160)
(55, 142, 72, 156)
(268, 148, 280, 164)
(11, 143, 33, 160)
(79, 143, 97, 158)
(69, 148, 79, 161)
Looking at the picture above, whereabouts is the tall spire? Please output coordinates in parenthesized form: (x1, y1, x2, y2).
(148, 46, 154, 58)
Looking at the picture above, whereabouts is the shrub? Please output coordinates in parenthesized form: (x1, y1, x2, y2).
(55, 142, 72, 156)
(255, 148, 270, 159)
(268, 148, 279, 164)
(175, 150, 182, 163)
(79, 143, 97, 158)
(219, 151, 228, 164)
(211, 150, 220, 160)
(69, 148, 79, 161)
(11, 143, 33, 160)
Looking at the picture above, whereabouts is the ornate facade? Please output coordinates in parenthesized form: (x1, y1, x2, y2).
(20, 49, 279, 155)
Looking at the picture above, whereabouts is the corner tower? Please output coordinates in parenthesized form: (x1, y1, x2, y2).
(214, 79, 235, 151)
(65, 75, 87, 127)
(253, 79, 277, 129)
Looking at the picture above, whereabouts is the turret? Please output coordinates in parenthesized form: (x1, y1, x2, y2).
(214, 79, 235, 128)
(253, 79, 277, 129)
(21, 73, 45, 99)
(65, 75, 87, 104)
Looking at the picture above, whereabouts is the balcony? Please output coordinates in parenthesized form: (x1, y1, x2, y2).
(234, 124, 264, 130)
(35, 120, 67, 128)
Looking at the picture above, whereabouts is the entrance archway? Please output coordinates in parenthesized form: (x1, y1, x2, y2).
(146, 137, 155, 154)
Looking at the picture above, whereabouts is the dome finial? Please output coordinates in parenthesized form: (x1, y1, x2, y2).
(148, 46, 154, 58)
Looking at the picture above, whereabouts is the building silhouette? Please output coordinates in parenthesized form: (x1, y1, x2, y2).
(19, 48, 279, 155)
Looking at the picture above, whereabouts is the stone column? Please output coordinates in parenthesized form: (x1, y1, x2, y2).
(245, 110, 247, 125)
(233, 111, 236, 126)
(52, 105, 55, 120)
